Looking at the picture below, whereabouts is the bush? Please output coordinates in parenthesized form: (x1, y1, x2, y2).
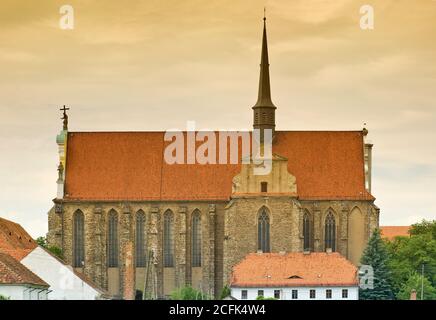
(220, 285, 231, 300)
(256, 296, 277, 300)
(0, 295, 10, 300)
(170, 286, 209, 300)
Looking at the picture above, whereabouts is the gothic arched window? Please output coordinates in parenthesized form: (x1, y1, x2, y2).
(325, 212, 336, 252)
(163, 210, 174, 267)
(108, 210, 119, 267)
(135, 210, 146, 267)
(192, 211, 202, 267)
(303, 212, 311, 251)
(258, 208, 270, 253)
(73, 210, 85, 268)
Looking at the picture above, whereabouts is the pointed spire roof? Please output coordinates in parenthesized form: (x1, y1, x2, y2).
(253, 16, 276, 109)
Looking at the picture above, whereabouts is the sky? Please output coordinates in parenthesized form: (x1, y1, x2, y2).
(0, 0, 435, 238)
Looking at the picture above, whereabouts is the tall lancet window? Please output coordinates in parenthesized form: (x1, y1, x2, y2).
(108, 210, 119, 267)
(73, 210, 85, 268)
(135, 210, 146, 267)
(192, 210, 202, 267)
(258, 208, 270, 253)
(303, 212, 311, 251)
(163, 210, 174, 267)
(325, 212, 336, 252)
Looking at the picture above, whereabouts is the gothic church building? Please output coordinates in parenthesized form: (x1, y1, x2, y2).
(47, 19, 379, 299)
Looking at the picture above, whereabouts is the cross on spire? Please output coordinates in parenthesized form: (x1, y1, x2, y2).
(60, 105, 70, 130)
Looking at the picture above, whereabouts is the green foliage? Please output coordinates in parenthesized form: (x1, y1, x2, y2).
(386, 220, 436, 298)
(36, 236, 63, 259)
(397, 272, 436, 300)
(0, 295, 10, 300)
(170, 286, 209, 300)
(220, 285, 231, 300)
(36, 236, 47, 247)
(359, 229, 394, 300)
(256, 296, 277, 300)
(410, 220, 436, 238)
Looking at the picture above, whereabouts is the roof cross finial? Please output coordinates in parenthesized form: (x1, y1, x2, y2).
(60, 105, 70, 131)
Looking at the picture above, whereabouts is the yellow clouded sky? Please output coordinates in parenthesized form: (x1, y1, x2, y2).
(0, 0, 435, 236)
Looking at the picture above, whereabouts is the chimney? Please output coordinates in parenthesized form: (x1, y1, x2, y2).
(410, 289, 417, 300)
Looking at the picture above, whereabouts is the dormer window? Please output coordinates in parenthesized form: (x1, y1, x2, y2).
(261, 182, 268, 193)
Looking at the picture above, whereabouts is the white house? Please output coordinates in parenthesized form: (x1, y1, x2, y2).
(21, 246, 107, 300)
(0, 252, 50, 300)
(0, 216, 108, 300)
(230, 252, 359, 300)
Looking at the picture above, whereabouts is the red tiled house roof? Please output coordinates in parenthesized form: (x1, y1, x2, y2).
(0, 252, 48, 287)
(64, 131, 374, 201)
(380, 226, 410, 241)
(0, 217, 37, 261)
(230, 252, 359, 288)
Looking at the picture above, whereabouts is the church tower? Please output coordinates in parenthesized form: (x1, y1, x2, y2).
(253, 16, 276, 139)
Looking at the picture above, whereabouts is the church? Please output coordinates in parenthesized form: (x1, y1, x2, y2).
(47, 18, 379, 299)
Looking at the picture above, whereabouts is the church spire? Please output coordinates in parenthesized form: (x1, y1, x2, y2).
(253, 13, 276, 138)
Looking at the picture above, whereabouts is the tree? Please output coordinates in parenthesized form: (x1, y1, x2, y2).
(220, 285, 231, 300)
(359, 228, 394, 300)
(397, 272, 436, 300)
(0, 294, 10, 300)
(35, 236, 63, 260)
(386, 220, 436, 296)
(170, 286, 209, 300)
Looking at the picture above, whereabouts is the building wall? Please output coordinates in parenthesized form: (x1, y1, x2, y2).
(48, 198, 377, 299)
(49, 201, 223, 299)
(21, 246, 102, 300)
(0, 284, 48, 300)
(230, 286, 359, 300)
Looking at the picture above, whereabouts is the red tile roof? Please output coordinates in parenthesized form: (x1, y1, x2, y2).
(64, 131, 373, 201)
(380, 226, 410, 241)
(230, 252, 359, 288)
(0, 252, 49, 287)
(0, 217, 37, 261)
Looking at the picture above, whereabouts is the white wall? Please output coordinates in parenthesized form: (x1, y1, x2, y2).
(231, 286, 359, 300)
(21, 246, 102, 300)
(0, 284, 48, 300)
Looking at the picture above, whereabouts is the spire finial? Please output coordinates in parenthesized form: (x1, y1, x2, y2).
(60, 105, 70, 131)
(252, 12, 276, 139)
(264, 7, 266, 21)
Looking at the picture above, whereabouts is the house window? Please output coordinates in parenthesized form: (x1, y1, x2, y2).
(342, 289, 348, 299)
(261, 182, 268, 193)
(326, 289, 332, 299)
(310, 290, 316, 299)
(258, 208, 270, 253)
(107, 210, 119, 267)
(73, 210, 85, 268)
(192, 210, 202, 267)
(257, 290, 264, 298)
(274, 290, 280, 299)
(303, 212, 311, 251)
(164, 210, 174, 267)
(325, 212, 336, 252)
(241, 290, 248, 300)
(135, 211, 146, 267)
(292, 290, 298, 299)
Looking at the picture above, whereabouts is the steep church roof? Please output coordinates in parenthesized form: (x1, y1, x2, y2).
(62, 130, 373, 201)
